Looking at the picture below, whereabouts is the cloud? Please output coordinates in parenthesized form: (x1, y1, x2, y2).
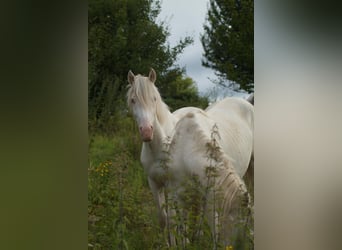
(158, 0, 248, 97)
(158, 0, 216, 93)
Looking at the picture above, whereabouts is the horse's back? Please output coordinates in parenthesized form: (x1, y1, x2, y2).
(206, 97, 253, 127)
(205, 97, 254, 177)
(171, 98, 253, 177)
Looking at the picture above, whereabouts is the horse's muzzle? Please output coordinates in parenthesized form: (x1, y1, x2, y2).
(140, 125, 153, 142)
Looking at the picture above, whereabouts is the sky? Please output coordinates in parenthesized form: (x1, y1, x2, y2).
(158, 0, 249, 98)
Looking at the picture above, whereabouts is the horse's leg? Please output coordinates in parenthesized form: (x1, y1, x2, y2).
(148, 177, 166, 228)
(205, 194, 240, 248)
(220, 191, 252, 249)
(148, 178, 176, 246)
(220, 210, 237, 248)
(165, 203, 176, 246)
(202, 193, 220, 248)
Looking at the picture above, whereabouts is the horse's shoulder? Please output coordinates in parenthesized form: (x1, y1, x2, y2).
(213, 97, 252, 108)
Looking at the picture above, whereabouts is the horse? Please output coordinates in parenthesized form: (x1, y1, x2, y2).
(127, 68, 254, 247)
(246, 93, 254, 105)
(169, 101, 253, 247)
(127, 69, 194, 231)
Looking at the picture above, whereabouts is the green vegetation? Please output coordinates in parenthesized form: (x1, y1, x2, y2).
(201, 0, 254, 92)
(88, 134, 160, 249)
(88, 121, 254, 249)
(88, 0, 253, 248)
(89, 0, 208, 133)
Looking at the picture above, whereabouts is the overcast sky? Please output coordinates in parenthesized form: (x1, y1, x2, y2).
(158, 0, 248, 99)
(158, 0, 216, 94)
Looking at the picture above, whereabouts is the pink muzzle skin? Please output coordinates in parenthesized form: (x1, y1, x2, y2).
(140, 125, 153, 142)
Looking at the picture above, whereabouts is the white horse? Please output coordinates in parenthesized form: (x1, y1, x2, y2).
(169, 102, 253, 247)
(127, 69, 253, 247)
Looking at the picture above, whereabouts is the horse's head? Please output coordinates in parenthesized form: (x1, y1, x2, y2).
(127, 68, 162, 142)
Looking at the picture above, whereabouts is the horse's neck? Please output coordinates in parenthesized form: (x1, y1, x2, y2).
(158, 108, 177, 136)
(143, 109, 176, 158)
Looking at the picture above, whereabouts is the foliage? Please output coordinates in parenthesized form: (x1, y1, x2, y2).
(88, 121, 253, 249)
(88, 132, 160, 250)
(201, 0, 254, 92)
(89, 0, 207, 133)
(160, 68, 209, 111)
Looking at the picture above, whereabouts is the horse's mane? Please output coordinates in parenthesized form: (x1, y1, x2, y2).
(127, 74, 170, 124)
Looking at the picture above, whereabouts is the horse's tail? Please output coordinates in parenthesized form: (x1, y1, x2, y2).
(218, 161, 249, 215)
(215, 158, 251, 244)
(246, 93, 254, 105)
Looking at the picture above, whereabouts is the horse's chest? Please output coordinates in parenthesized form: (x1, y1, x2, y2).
(140, 150, 168, 182)
(149, 162, 169, 182)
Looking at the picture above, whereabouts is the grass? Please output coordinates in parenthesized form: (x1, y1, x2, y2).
(88, 117, 253, 249)
(88, 129, 162, 249)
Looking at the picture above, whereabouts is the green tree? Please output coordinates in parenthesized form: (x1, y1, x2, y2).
(88, 0, 195, 132)
(159, 68, 208, 111)
(201, 0, 254, 92)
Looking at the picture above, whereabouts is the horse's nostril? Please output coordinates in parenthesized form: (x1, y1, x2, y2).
(140, 125, 152, 131)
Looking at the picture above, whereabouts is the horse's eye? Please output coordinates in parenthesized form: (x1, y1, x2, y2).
(131, 98, 135, 104)
(153, 96, 157, 102)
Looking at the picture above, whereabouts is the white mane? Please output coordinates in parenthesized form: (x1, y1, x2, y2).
(127, 74, 170, 124)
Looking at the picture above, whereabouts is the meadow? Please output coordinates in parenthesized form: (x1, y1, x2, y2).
(88, 115, 253, 250)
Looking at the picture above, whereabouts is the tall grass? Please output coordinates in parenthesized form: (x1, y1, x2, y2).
(88, 116, 253, 249)
(88, 135, 161, 249)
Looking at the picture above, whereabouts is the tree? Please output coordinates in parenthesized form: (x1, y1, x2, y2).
(160, 68, 208, 111)
(201, 0, 254, 92)
(88, 0, 204, 132)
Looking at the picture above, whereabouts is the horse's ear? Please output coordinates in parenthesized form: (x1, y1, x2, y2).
(127, 70, 135, 85)
(148, 68, 157, 83)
